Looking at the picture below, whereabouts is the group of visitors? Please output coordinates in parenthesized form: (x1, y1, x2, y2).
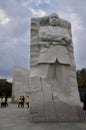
(18, 96, 30, 108)
(0, 95, 30, 109)
(0, 96, 8, 108)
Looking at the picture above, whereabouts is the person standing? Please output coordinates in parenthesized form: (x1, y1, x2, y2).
(26, 96, 30, 108)
(18, 96, 22, 108)
(5, 95, 8, 107)
(1, 96, 6, 107)
(83, 94, 86, 117)
(22, 96, 25, 108)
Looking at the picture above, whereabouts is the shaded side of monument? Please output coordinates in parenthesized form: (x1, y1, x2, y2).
(12, 66, 30, 102)
(29, 13, 84, 121)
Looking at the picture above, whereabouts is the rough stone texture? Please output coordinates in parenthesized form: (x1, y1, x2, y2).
(30, 13, 84, 121)
(12, 66, 30, 102)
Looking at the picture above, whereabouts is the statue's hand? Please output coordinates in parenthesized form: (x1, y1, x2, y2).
(52, 42, 58, 45)
(68, 38, 72, 44)
(42, 42, 50, 48)
(62, 37, 72, 44)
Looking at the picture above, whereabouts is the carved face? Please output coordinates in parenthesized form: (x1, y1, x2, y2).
(49, 13, 59, 26)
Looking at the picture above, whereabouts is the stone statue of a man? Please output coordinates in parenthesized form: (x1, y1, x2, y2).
(30, 13, 84, 122)
(38, 13, 71, 79)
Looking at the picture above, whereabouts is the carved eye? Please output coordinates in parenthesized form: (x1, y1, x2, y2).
(51, 16, 57, 19)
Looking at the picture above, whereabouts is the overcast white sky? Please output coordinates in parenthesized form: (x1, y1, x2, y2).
(0, 0, 86, 81)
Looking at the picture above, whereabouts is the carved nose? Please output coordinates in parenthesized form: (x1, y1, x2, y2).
(53, 18, 56, 20)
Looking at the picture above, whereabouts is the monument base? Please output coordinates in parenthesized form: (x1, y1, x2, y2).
(29, 77, 84, 122)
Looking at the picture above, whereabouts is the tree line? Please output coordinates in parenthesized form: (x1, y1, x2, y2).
(0, 79, 12, 97)
(77, 68, 86, 102)
(0, 68, 86, 98)
(77, 68, 86, 88)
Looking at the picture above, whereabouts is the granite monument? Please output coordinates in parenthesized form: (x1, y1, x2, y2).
(29, 13, 84, 121)
(12, 66, 30, 102)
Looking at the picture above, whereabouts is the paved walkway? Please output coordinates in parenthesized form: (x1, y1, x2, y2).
(0, 103, 86, 130)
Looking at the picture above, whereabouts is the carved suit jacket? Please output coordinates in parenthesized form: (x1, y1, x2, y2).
(38, 26, 71, 65)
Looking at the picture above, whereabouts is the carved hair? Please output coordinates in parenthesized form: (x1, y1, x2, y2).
(49, 13, 59, 19)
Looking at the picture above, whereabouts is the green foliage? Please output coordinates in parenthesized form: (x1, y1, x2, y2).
(0, 79, 12, 97)
(77, 68, 86, 102)
(77, 68, 86, 88)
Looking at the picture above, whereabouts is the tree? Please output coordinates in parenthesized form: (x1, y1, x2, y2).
(0, 79, 12, 97)
(77, 68, 86, 88)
